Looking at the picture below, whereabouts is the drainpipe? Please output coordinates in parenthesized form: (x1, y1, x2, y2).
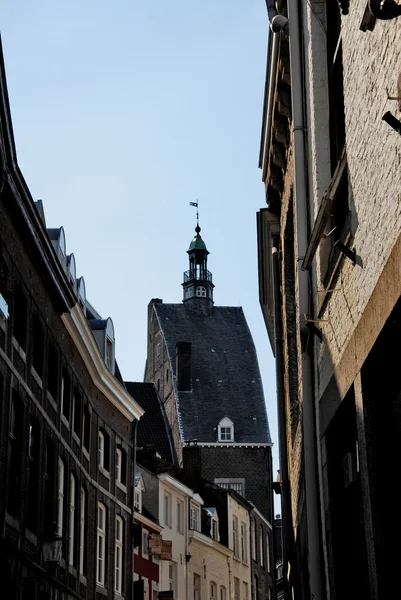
(272, 242, 291, 600)
(266, 3, 324, 599)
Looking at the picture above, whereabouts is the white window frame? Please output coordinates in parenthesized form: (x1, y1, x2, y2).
(241, 521, 247, 562)
(98, 430, 105, 469)
(177, 499, 184, 534)
(97, 502, 106, 586)
(220, 587, 227, 600)
(217, 417, 234, 442)
(57, 458, 65, 537)
(142, 528, 149, 559)
(68, 473, 76, 566)
(194, 573, 201, 600)
(134, 488, 142, 513)
(116, 448, 122, 483)
(259, 525, 264, 567)
(234, 578, 240, 600)
(212, 518, 219, 541)
(266, 532, 271, 573)
(79, 487, 86, 575)
(115, 516, 123, 594)
(164, 492, 172, 528)
(210, 582, 217, 600)
(233, 516, 239, 558)
(190, 503, 200, 531)
(169, 562, 176, 595)
(196, 286, 207, 297)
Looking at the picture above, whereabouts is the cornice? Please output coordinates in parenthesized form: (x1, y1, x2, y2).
(62, 305, 145, 422)
(134, 512, 163, 532)
(189, 530, 232, 557)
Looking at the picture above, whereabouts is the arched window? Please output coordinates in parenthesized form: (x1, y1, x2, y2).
(196, 286, 207, 297)
(210, 582, 217, 600)
(218, 417, 234, 442)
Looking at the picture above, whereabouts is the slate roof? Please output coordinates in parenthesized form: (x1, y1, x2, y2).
(125, 382, 176, 463)
(154, 303, 271, 444)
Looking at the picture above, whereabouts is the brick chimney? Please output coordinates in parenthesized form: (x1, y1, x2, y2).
(176, 342, 191, 391)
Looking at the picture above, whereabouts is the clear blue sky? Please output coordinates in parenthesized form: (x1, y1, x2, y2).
(0, 1, 279, 510)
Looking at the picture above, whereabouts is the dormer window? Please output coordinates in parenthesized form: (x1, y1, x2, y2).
(89, 318, 115, 374)
(218, 417, 234, 442)
(196, 286, 207, 297)
(134, 473, 145, 513)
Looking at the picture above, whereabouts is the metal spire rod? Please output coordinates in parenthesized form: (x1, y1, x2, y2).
(189, 200, 199, 227)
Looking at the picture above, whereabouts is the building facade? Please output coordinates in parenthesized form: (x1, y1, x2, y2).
(144, 226, 274, 523)
(258, 1, 401, 599)
(0, 40, 143, 599)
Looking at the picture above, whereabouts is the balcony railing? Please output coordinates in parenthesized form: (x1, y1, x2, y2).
(183, 270, 213, 283)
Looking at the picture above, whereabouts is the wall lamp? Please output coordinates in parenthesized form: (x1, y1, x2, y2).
(334, 240, 356, 265)
(382, 111, 401, 135)
(369, 0, 401, 19)
(185, 552, 192, 563)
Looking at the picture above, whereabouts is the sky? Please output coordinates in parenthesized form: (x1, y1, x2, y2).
(0, 1, 279, 511)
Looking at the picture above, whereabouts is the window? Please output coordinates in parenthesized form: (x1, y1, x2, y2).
(116, 447, 127, 486)
(193, 574, 201, 600)
(177, 499, 184, 534)
(44, 439, 55, 538)
(218, 417, 234, 442)
(8, 392, 23, 516)
(243, 582, 249, 600)
(98, 429, 110, 471)
(105, 337, 113, 371)
(241, 522, 247, 562)
(233, 516, 239, 558)
(73, 390, 81, 437)
(47, 342, 59, 399)
(196, 286, 207, 297)
(157, 378, 160, 392)
(57, 458, 65, 537)
(252, 519, 257, 561)
(212, 518, 219, 541)
(220, 587, 227, 600)
(169, 562, 177, 595)
(254, 576, 258, 600)
(210, 582, 217, 600)
(234, 578, 240, 600)
(166, 369, 169, 382)
(83, 406, 90, 451)
(26, 416, 40, 531)
(32, 314, 44, 376)
(61, 372, 71, 421)
(115, 516, 124, 594)
(266, 532, 271, 573)
(97, 503, 106, 586)
(68, 474, 76, 566)
(259, 526, 264, 567)
(215, 479, 245, 496)
(156, 342, 161, 356)
(13, 283, 27, 348)
(164, 492, 172, 528)
(142, 528, 149, 558)
(134, 489, 142, 513)
(79, 488, 86, 575)
(190, 503, 200, 531)
(327, 0, 346, 174)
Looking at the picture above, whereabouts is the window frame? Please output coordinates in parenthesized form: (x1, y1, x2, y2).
(79, 487, 86, 575)
(259, 525, 264, 568)
(68, 473, 76, 566)
(190, 502, 200, 531)
(97, 502, 106, 586)
(233, 516, 239, 558)
(241, 521, 247, 562)
(177, 498, 184, 534)
(142, 528, 149, 559)
(115, 516, 124, 594)
(57, 457, 65, 538)
(164, 492, 172, 528)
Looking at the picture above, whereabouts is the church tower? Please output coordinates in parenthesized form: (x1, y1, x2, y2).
(182, 224, 214, 313)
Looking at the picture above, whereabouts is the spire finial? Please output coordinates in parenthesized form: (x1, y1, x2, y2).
(189, 200, 200, 232)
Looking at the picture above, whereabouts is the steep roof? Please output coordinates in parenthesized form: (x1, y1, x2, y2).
(154, 303, 271, 444)
(125, 382, 176, 464)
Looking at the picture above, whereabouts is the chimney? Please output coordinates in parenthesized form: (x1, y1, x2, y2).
(176, 342, 191, 391)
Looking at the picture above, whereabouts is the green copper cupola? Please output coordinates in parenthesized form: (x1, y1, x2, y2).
(182, 225, 214, 310)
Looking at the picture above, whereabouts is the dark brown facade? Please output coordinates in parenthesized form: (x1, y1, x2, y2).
(0, 41, 143, 600)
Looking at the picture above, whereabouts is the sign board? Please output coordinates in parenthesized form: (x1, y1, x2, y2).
(149, 536, 172, 560)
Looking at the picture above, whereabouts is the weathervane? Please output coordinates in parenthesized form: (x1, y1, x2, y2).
(189, 200, 200, 228)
